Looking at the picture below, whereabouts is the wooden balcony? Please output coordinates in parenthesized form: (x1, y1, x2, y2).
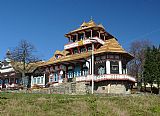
(64, 37, 105, 50)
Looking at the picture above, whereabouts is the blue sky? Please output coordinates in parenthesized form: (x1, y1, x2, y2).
(0, 0, 160, 60)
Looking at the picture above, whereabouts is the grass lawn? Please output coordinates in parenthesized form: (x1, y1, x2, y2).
(0, 93, 160, 116)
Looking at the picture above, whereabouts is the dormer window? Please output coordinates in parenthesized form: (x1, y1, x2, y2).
(81, 48, 86, 53)
(88, 47, 92, 51)
(74, 50, 78, 54)
(55, 55, 59, 59)
(55, 55, 62, 59)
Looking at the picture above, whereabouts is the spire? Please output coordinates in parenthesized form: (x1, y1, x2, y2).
(5, 49, 11, 62)
(90, 16, 93, 21)
(88, 17, 96, 27)
(6, 49, 11, 59)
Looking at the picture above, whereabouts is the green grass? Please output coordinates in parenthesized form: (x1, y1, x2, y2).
(0, 93, 160, 116)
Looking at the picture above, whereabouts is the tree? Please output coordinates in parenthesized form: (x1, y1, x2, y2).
(143, 45, 160, 94)
(157, 45, 160, 94)
(143, 47, 154, 93)
(127, 40, 151, 91)
(10, 40, 39, 87)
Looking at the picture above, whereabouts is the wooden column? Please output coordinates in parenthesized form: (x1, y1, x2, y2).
(69, 36, 71, 42)
(106, 60, 110, 74)
(70, 49, 73, 54)
(83, 31, 85, 39)
(58, 65, 60, 82)
(90, 29, 92, 38)
(14, 76, 16, 84)
(98, 31, 101, 39)
(119, 61, 122, 74)
(66, 65, 68, 79)
(77, 47, 80, 53)
(76, 34, 78, 41)
(104, 35, 105, 41)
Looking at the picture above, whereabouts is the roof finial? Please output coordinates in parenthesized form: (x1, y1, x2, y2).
(6, 49, 11, 57)
(90, 16, 93, 21)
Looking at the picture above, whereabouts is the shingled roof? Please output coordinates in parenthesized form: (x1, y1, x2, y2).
(40, 38, 133, 67)
(65, 19, 106, 36)
(11, 61, 44, 73)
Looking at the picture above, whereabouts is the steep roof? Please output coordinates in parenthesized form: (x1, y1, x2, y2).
(95, 38, 126, 54)
(40, 38, 133, 67)
(65, 19, 106, 36)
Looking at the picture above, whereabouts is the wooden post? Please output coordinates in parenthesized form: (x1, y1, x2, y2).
(14, 76, 16, 84)
(76, 34, 78, 41)
(66, 65, 68, 81)
(91, 29, 92, 38)
(58, 65, 60, 82)
(83, 31, 85, 39)
(103, 34, 105, 41)
(98, 31, 100, 39)
(70, 49, 73, 54)
(69, 36, 71, 42)
(77, 47, 80, 53)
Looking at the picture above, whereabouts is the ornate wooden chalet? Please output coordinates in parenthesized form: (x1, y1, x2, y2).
(38, 19, 136, 94)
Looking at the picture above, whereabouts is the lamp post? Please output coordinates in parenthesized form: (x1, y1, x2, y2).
(90, 39, 97, 94)
(91, 42, 94, 94)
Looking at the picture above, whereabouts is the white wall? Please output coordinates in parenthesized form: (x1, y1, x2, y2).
(106, 60, 110, 74)
(119, 61, 122, 74)
(86, 57, 91, 74)
(31, 74, 45, 87)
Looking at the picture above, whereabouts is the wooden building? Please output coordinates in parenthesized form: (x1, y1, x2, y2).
(0, 50, 44, 89)
(36, 19, 136, 94)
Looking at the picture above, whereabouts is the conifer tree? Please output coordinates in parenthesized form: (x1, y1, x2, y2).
(143, 45, 160, 94)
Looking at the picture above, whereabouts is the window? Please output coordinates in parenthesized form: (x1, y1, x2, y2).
(34, 78, 36, 84)
(50, 67, 54, 72)
(102, 87, 105, 90)
(110, 61, 119, 74)
(41, 77, 44, 84)
(50, 77, 53, 82)
(74, 50, 78, 54)
(55, 55, 59, 59)
(88, 47, 92, 51)
(101, 55, 106, 60)
(54, 77, 57, 82)
(112, 65, 119, 70)
(109, 55, 114, 59)
(115, 55, 119, 59)
(54, 73, 58, 82)
(81, 48, 86, 53)
(98, 66, 105, 75)
(37, 77, 40, 84)
(96, 57, 100, 61)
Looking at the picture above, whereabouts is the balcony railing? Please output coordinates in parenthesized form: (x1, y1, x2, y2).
(75, 74, 136, 82)
(64, 37, 105, 50)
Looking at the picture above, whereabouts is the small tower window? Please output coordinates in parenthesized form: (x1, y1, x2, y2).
(88, 47, 92, 51)
(115, 55, 120, 59)
(55, 55, 59, 59)
(74, 50, 78, 54)
(81, 48, 86, 53)
(96, 57, 100, 61)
